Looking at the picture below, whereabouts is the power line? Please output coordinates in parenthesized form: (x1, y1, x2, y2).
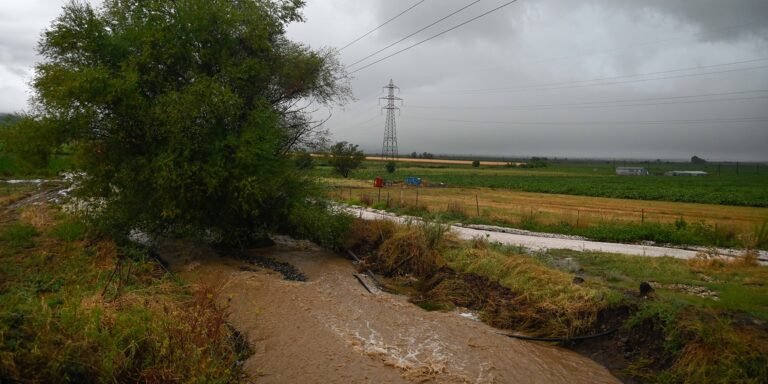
(416, 63, 768, 95)
(430, 16, 768, 81)
(409, 116, 768, 126)
(407, 89, 768, 110)
(347, 0, 482, 68)
(339, 1, 426, 52)
(410, 57, 768, 94)
(350, 0, 520, 74)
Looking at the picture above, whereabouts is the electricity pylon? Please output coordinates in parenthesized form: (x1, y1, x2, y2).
(380, 79, 402, 160)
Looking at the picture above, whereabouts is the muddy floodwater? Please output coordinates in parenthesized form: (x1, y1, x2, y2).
(159, 238, 620, 383)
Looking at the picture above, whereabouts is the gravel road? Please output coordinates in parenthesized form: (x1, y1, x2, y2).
(343, 206, 768, 265)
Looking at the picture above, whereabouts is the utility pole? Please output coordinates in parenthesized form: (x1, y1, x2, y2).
(380, 79, 402, 160)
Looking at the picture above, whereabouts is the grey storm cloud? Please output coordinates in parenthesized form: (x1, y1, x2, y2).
(1, 0, 767, 160)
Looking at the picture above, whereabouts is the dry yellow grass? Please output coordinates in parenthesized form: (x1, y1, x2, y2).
(325, 179, 768, 234)
(19, 204, 55, 229)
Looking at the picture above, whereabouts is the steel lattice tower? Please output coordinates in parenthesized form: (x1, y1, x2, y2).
(380, 79, 402, 160)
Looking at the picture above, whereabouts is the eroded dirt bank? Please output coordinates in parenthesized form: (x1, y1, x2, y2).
(158, 239, 620, 383)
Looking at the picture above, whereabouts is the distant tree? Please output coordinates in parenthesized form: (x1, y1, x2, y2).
(294, 151, 314, 170)
(12, 0, 350, 245)
(422, 152, 434, 159)
(691, 155, 707, 164)
(472, 160, 480, 168)
(530, 157, 549, 168)
(411, 151, 418, 159)
(0, 115, 61, 169)
(385, 161, 396, 173)
(329, 141, 365, 178)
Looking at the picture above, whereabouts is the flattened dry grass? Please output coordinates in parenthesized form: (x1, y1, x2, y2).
(442, 244, 608, 336)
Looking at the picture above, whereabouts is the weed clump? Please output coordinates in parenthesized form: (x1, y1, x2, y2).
(440, 246, 606, 336)
(376, 228, 443, 278)
(653, 311, 768, 384)
(343, 219, 398, 256)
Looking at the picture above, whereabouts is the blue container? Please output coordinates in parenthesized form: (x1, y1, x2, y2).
(404, 177, 422, 186)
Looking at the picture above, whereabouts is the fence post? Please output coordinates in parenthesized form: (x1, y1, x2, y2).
(416, 189, 419, 207)
(577, 209, 580, 227)
(378, 188, 381, 203)
(641, 209, 645, 224)
(475, 194, 480, 216)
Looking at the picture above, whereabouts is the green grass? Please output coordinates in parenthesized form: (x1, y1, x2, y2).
(540, 250, 768, 320)
(0, 207, 248, 382)
(314, 161, 768, 207)
(0, 223, 39, 249)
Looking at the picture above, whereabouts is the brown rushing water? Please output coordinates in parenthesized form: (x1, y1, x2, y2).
(159, 238, 620, 384)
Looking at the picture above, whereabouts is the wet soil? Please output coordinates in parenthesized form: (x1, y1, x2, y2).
(157, 239, 620, 383)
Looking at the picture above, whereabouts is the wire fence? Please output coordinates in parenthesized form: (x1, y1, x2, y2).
(327, 185, 757, 230)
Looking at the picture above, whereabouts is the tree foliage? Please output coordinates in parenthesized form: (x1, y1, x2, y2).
(328, 141, 364, 178)
(691, 155, 707, 164)
(20, 0, 349, 244)
(385, 161, 396, 174)
(0, 115, 61, 169)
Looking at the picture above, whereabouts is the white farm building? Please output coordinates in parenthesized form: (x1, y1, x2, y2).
(615, 167, 649, 176)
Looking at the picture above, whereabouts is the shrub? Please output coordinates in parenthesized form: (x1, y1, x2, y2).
(294, 151, 314, 170)
(471, 160, 480, 168)
(385, 161, 396, 173)
(286, 203, 353, 251)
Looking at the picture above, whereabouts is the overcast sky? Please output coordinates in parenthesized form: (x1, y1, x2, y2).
(2, 1, 768, 160)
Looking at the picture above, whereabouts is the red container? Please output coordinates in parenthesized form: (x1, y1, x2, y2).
(373, 177, 383, 188)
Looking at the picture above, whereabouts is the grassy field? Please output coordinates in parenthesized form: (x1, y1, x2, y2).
(324, 177, 768, 249)
(0, 188, 250, 382)
(312, 160, 768, 207)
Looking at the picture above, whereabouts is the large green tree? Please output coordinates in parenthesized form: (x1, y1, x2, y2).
(21, 0, 349, 244)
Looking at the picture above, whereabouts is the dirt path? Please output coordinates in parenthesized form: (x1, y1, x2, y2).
(345, 206, 768, 264)
(158, 238, 619, 383)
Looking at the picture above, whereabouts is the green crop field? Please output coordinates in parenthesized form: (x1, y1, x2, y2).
(312, 160, 768, 207)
